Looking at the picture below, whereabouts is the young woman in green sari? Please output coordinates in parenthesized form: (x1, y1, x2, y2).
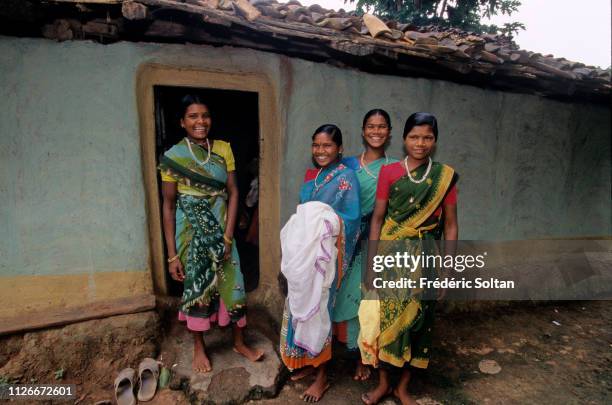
(338, 109, 398, 381)
(159, 95, 263, 373)
(359, 112, 458, 405)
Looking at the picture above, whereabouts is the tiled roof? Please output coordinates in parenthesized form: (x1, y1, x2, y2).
(22, 0, 612, 102)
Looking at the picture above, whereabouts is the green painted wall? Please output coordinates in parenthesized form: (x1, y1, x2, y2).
(0, 38, 149, 276)
(1, 36, 610, 279)
(281, 62, 611, 239)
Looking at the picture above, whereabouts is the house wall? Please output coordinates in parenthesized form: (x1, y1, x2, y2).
(1, 36, 609, 320)
(281, 65, 611, 239)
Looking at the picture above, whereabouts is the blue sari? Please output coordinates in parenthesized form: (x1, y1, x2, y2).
(280, 162, 361, 370)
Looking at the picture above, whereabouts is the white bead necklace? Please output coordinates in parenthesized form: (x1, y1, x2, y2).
(185, 137, 211, 166)
(403, 156, 432, 184)
(360, 152, 388, 179)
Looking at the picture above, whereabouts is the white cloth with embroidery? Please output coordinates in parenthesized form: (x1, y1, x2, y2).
(281, 201, 340, 355)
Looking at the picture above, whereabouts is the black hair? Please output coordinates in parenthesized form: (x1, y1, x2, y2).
(180, 94, 209, 116)
(402, 112, 438, 141)
(312, 124, 343, 147)
(362, 109, 392, 130)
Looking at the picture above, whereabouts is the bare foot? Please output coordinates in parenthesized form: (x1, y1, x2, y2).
(300, 380, 330, 403)
(361, 386, 391, 405)
(233, 343, 264, 362)
(291, 366, 315, 381)
(193, 343, 212, 373)
(353, 361, 371, 381)
(393, 387, 418, 405)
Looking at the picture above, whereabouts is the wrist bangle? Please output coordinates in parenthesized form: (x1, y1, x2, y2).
(223, 235, 232, 244)
(167, 254, 179, 263)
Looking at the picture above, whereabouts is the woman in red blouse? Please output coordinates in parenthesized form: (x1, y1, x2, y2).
(359, 112, 458, 405)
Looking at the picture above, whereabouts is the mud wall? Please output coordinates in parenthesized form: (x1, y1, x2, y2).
(280, 63, 611, 239)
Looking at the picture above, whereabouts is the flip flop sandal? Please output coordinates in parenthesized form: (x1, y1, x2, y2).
(114, 368, 136, 405)
(137, 358, 160, 402)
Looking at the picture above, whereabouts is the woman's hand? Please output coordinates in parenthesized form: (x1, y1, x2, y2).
(169, 259, 185, 282)
(223, 240, 232, 261)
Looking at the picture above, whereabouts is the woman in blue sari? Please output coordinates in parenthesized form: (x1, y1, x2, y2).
(338, 109, 399, 381)
(280, 124, 361, 402)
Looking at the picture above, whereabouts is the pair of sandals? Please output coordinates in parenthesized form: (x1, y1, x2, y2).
(113, 358, 160, 405)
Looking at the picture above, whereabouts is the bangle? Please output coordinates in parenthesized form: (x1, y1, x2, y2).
(167, 254, 179, 263)
(223, 235, 232, 244)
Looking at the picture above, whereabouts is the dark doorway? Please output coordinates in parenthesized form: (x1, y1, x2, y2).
(154, 85, 260, 297)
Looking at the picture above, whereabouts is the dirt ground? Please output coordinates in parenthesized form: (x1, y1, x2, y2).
(1, 301, 609, 404)
(0, 311, 160, 405)
(260, 300, 611, 405)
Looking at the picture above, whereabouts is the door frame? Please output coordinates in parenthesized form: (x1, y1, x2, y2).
(136, 63, 281, 302)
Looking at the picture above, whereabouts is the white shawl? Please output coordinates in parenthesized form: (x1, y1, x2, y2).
(281, 201, 340, 355)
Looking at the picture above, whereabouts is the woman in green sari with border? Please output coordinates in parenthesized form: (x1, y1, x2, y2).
(338, 109, 398, 381)
(359, 112, 458, 405)
(160, 95, 263, 374)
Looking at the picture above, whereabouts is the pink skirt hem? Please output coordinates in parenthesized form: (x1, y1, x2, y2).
(178, 299, 246, 332)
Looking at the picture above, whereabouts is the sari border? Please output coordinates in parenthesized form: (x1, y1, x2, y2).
(376, 352, 430, 369)
(379, 348, 410, 368)
(310, 163, 348, 195)
(408, 163, 454, 228)
(378, 298, 421, 348)
(281, 345, 332, 371)
(398, 163, 455, 230)
(160, 155, 226, 191)
(409, 357, 430, 369)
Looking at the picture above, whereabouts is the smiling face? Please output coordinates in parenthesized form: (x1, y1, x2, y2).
(312, 132, 343, 168)
(362, 113, 391, 149)
(404, 124, 436, 161)
(181, 103, 211, 142)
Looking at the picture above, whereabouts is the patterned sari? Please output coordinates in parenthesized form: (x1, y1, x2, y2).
(334, 156, 398, 349)
(359, 161, 456, 369)
(159, 139, 246, 323)
(280, 162, 361, 370)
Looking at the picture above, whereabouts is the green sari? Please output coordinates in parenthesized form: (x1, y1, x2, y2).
(159, 139, 246, 321)
(360, 161, 456, 369)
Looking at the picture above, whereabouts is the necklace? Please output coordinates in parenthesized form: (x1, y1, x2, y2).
(313, 167, 324, 188)
(185, 137, 211, 166)
(403, 156, 432, 184)
(360, 152, 388, 179)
